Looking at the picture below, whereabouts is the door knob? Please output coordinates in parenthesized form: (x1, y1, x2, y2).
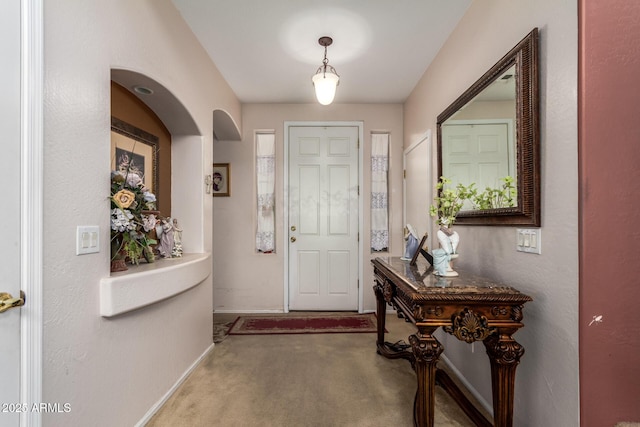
(290, 237, 296, 243)
(291, 226, 296, 231)
(0, 291, 25, 313)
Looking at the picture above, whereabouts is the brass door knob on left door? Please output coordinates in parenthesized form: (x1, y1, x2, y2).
(0, 291, 25, 313)
(290, 237, 296, 243)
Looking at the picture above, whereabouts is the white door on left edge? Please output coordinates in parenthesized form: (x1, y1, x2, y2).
(0, 1, 23, 425)
(288, 126, 359, 311)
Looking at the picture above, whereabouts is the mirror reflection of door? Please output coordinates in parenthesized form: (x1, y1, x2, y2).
(288, 126, 359, 311)
(442, 120, 514, 210)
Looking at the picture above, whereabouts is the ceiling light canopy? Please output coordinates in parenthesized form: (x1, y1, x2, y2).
(312, 36, 340, 105)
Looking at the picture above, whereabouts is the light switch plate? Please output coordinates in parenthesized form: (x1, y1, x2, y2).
(516, 228, 541, 254)
(77, 226, 100, 255)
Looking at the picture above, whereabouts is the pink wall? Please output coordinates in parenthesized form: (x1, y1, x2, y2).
(579, 1, 640, 425)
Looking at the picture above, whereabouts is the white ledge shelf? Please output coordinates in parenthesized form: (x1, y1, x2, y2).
(100, 253, 211, 317)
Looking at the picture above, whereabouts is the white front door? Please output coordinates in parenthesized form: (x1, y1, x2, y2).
(288, 126, 359, 311)
(0, 1, 24, 424)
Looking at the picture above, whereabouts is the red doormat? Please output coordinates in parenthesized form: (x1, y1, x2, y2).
(228, 313, 378, 335)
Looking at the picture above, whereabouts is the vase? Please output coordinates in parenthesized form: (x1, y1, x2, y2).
(110, 258, 128, 272)
(435, 226, 460, 277)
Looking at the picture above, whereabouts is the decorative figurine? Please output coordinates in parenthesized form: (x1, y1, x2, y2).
(157, 218, 174, 258)
(401, 224, 420, 260)
(171, 218, 183, 258)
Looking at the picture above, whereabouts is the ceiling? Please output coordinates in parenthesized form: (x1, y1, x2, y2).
(171, 0, 472, 104)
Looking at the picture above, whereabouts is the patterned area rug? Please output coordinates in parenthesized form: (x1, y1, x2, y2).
(228, 313, 378, 335)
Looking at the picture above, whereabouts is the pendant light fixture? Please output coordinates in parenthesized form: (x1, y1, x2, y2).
(312, 36, 340, 105)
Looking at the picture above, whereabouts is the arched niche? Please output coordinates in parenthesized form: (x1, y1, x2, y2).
(111, 69, 201, 136)
(111, 68, 205, 251)
(212, 109, 241, 141)
(104, 69, 212, 316)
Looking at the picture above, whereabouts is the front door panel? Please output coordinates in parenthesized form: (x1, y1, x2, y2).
(288, 126, 359, 311)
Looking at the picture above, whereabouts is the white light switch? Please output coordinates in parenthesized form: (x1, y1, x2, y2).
(516, 228, 541, 254)
(77, 226, 100, 255)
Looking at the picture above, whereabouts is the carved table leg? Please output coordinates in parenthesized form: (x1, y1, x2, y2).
(483, 329, 525, 427)
(409, 326, 443, 427)
(373, 279, 415, 362)
(373, 281, 387, 349)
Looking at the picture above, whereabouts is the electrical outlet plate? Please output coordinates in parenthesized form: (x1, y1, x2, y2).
(76, 226, 100, 255)
(516, 228, 541, 254)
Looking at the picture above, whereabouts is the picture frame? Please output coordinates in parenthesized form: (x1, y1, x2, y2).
(111, 117, 159, 195)
(410, 233, 433, 266)
(212, 163, 231, 197)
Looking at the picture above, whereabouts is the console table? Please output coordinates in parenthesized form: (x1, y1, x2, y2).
(372, 256, 532, 427)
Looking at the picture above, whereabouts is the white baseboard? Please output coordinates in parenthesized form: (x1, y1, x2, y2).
(213, 309, 285, 314)
(136, 343, 215, 426)
(439, 354, 493, 416)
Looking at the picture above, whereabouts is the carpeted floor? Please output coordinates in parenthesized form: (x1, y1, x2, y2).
(148, 312, 483, 427)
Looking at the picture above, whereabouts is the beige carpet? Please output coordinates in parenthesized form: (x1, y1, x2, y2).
(147, 312, 480, 427)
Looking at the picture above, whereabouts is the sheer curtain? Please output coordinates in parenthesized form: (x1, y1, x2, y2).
(371, 133, 389, 251)
(256, 133, 275, 253)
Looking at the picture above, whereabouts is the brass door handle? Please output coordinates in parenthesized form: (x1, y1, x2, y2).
(0, 291, 25, 313)
(290, 237, 296, 243)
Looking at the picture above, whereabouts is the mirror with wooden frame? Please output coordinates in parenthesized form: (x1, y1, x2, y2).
(437, 28, 540, 226)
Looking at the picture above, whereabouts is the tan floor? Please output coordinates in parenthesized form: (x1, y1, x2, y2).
(147, 312, 480, 427)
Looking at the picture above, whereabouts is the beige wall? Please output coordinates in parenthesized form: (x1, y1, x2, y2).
(213, 103, 403, 312)
(43, 0, 239, 426)
(404, 0, 578, 425)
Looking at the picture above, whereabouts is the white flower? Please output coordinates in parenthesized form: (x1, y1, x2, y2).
(143, 191, 156, 203)
(113, 170, 144, 189)
(141, 214, 157, 232)
(111, 208, 136, 232)
(125, 173, 143, 188)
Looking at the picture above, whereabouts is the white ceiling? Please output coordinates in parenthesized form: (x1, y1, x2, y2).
(171, 0, 472, 104)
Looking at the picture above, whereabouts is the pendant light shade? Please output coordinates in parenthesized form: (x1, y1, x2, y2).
(312, 70, 340, 105)
(312, 36, 340, 105)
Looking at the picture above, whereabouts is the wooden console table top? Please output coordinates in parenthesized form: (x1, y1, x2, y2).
(374, 256, 530, 299)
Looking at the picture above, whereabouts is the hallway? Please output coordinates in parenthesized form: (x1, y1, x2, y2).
(147, 313, 482, 426)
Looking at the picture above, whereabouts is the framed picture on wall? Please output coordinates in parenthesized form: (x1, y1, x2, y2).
(111, 117, 159, 195)
(212, 163, 230, 197)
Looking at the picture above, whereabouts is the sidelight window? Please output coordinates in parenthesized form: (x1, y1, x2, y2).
(371, 133, 389, 252)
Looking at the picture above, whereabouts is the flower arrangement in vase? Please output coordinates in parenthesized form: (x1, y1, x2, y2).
(429, 177, 474, 276)
(110, 170, 158, 271)
(429, 177, 474, 229)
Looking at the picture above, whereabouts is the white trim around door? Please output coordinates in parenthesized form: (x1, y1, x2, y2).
(21, 0, 44, 425)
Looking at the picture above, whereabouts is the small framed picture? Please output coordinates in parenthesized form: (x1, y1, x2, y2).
(111, 117, 159, 194)
(212, 163, 230, 197)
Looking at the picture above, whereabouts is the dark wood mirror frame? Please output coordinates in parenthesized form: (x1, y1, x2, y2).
(437, 28, 540, 226)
